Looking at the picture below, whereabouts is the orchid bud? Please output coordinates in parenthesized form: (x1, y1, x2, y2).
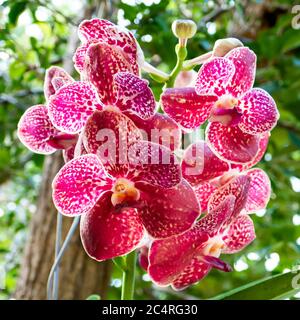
(213, 38, 243, 57)
(172, 19, 197, 42)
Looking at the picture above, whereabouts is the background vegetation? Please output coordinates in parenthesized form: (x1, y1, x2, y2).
(0, 0, 299, 300)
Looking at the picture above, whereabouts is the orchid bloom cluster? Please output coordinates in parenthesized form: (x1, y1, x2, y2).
(17, 18, 279, 291)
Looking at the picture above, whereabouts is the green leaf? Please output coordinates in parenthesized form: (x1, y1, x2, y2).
(210, 272, 300, 300)
(281, 29, 300, 53)
(8, 1, 27, 26)
(86, 294, 101, 300)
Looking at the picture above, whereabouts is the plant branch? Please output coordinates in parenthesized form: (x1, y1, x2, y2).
(121, 250, 137, 300)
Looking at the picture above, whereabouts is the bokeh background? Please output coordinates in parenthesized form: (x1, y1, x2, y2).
(0, 0, 300, 300)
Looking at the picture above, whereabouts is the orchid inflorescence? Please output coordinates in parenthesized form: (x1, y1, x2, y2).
(17, 18, 279, 292)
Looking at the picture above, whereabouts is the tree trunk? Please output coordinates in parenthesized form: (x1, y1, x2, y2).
(14, 0, 114, 300)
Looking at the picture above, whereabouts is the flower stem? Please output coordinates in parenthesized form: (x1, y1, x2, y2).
(142, 61, 169, 82)
(121, 250, 137, 300)
(182, 51, 212, 70)
(52, 211, 63, 300)
(47, 216, 80, 300)
(165, 44, 188, 88)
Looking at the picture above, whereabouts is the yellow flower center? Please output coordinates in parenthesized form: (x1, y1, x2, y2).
(202, 236, 224, 257)
(209, 95, 240, 126)
(111, 178, 140, 207)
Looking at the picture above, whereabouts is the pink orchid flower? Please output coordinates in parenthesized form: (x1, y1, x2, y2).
(18, 18, 157, 158)
(147, 175, 256, 290)
(17, 66, 77, 155)
(52, 109, 200, 261)
(162, 47, 279, 164)
(73, 18, 141, 75)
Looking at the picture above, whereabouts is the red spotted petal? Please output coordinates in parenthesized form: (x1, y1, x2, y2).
(194, 182, 217, 212)
(48, 81, 102, 134)
(44, 66, 74, 100)
(126, 112, 182, 151)
(237, 88, 279, 134)
(182, 141, 229, 186)
(78, 19, 139, 74)
(114, 72, 156, 119)
(138, 179, 200, 239)
(195, 57, 235, 96)
(73, 42, 91, 73)
(196, 195, 236, 236)
(78, 18, 114, 42)
(161, 87, 217, 130)
(245, 168, 271, 213)
(82, 109, 142, 177)
(172, 259, 211, 290)
(231, 132, 269, 171)
(148, 229, 209, 287)
(80, 192, 145, 261)
(17, 105, 58, 154)
(84, 43, 136, 105)
(128, 140, 181, 188)
(52, 154, 112, 216)
(222, 214, 256, 254)
(208, 175, 251, 216)
(206, 122, 261, 164)
(225, 47, 256, 97)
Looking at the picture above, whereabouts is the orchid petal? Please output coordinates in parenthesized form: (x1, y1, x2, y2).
(114, 72, 156, 119)
(222, 214, 256, 253)
(84, 43, 136, 105)
(237, 88, 279, 134)
(208, 175, 251, 216)
(82, 109, 142, 177)
(245, 168, 271, 213)
(148, 229, 209, 287)
(138, 179, 200, 239)
(161, 87, 217, 130)
(231, 132, 269, 171)
(80, 192, 145, 261)
(17, 105, 58, 154)
(195, 57, 235, 96)
(48, 81, 102, 134)
(52, 154, 111, 216)
(196, 195, 236, 236)
(194, 182, 217, 213)
(182, 141, 229, 186)
(127, 112, 182, 151)
(44, 66, 73, 100)
(225, 47, 256, 97)
(128, 140, 181, 188)
(206, 122, 261, 164)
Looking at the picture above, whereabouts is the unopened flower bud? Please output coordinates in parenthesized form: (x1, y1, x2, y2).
(172, 19, 197, 40)
(213, 38, 243, 57)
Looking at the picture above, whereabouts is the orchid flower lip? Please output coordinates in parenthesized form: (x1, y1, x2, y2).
(111, 178, 140, 207)
(202, 235, 225, 257)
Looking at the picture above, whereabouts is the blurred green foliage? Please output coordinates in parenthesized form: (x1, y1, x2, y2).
(0, 0, 299, 300)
